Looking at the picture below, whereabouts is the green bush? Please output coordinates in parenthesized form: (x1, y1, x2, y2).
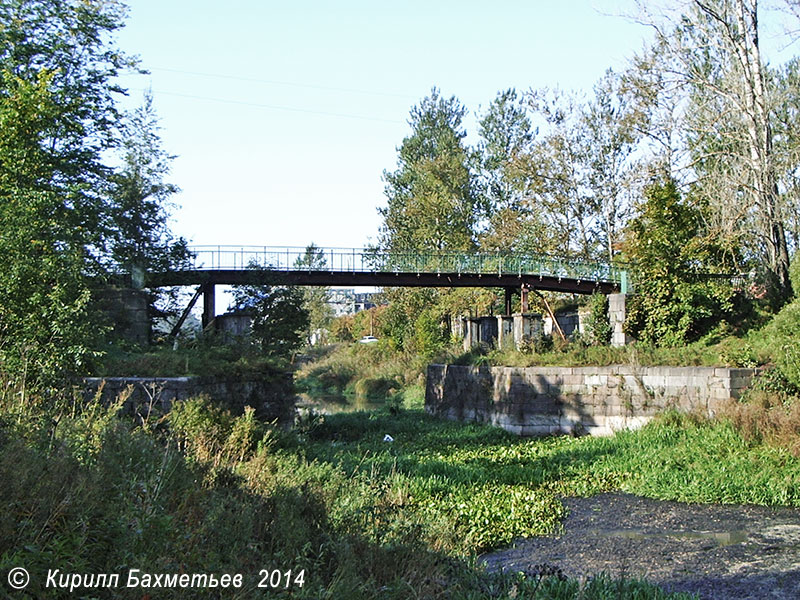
(414, 307, 448, 358)
(790, 252, 800, 299)
(586, 293, 611, 345)
(622, 178, 750, 347)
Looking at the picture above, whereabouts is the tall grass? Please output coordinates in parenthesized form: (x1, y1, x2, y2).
(0, 391, 701, 599)
(295, 341, 426, 408)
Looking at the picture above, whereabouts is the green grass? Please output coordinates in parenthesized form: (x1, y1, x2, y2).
(0, 393, 707, 599)
(303, 408, 800, 556)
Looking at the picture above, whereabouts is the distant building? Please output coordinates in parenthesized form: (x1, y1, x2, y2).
(327, 289, 379, 316)
(354, 292, 376, 313)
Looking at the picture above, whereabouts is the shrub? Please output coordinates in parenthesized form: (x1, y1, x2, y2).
(586, 293, 611, 345)
(414, 307, 448, 359)
(621, 178, 750, 347)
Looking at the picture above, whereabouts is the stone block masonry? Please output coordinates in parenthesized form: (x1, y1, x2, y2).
(425, 364, 759, 436)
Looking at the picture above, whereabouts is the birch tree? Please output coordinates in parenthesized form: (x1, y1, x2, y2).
(634, 0, 794, 301)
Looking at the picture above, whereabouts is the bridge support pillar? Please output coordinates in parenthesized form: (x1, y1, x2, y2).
(520, 284, 530, 313)
(504, 288, 513, 316)
(497, 315, 514, 349)
(504, 285, 531, 316)
(608, 293, 633, 347)
(202, 283, 216, 330)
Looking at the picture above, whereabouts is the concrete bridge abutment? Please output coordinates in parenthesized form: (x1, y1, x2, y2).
(608, 293, 632, 347)
(458, 292, 633, 351)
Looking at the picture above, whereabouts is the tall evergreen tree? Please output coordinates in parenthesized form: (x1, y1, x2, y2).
(379, 88, 479, 253)
(108, 91, 189, 272)
(107, 91, 192, 325)
(477, 89, 537, 251)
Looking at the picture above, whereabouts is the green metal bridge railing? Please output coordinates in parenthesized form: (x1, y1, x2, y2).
(189, 246, 630, 292)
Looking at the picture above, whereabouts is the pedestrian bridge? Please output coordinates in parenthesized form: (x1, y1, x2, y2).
(132, 245, 629, 330)
(144, 245, 629, 294)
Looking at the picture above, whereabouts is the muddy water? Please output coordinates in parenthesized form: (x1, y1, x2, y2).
(482, 492, 800, 599)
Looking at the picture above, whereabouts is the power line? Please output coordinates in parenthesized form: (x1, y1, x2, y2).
(130, 87, 406, 124)
(150, 66, 418, 101)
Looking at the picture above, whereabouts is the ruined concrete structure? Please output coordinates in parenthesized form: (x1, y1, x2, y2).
(457, 293, 631, 350)
(84, 375, 296, 425)
(426, 364, 758, 437)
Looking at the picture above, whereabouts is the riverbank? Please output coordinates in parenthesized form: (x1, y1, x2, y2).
(1, 395, 704, 599)
(303, 409, 800, 551)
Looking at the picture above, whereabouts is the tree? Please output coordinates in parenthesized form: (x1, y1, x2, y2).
(379, 88, 479, 253)
(293, 244, 334, 345)
(476, 89, 537, 251)
(523, 88, 600, 259)
(230, 275, 309, 361)
(106, 90, 192, 325)
(378, 287, 440, 351)
(633, 0, 794, 302)
(0, 71, 99, 393)
(378, 89, 483, 350)
(0, 0, 134, 255)
(770, 58, 800, 256)
(517, 74, 643, 263)
(0, 0, 137, 392)
(582, 70, 641, 263)
(622, 177, 745, 346)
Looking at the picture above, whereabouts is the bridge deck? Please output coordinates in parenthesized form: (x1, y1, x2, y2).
(147, 268, 620, 294)
(136, 246, 629, 295)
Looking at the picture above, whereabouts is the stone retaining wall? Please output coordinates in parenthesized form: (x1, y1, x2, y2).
(83, 375, 296, 425)
(425, 364, 758, 436)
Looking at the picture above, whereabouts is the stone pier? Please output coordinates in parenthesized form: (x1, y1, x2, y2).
(426, 364, 758, 437)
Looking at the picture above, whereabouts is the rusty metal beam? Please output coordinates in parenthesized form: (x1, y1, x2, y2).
(168, 285, 204, 340)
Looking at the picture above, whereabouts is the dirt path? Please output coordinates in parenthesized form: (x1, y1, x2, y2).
(481, 493, 800, 599)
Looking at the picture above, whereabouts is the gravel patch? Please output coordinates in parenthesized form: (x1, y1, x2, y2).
(481, 493, 800, 599)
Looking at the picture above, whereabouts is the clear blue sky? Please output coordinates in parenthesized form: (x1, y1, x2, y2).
(114, 1, 658, 251)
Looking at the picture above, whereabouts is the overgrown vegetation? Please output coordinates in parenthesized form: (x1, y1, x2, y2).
(2, 2, 800, 598)
(1, 391, 706, 599)
(621, 178, 750, 346)
(229, 268, 310, 361)
(98, 336, 288, 378)
(295, 341, 426, 409)
(6, 384, 800, 598)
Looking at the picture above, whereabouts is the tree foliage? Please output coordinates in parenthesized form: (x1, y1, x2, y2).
(586, 293, 612, 346)
(230, 278, 309, 361)
(0, 0, 133, 251)
(0, 71, 100, 391)
(107, 91, 189, 272)
(107, 91, 192, 323)
(0, 1, 191, 390)
(293, 244, 334, 345)
(380, 88, 478, 253)
(477, 89, 535, 252)
(631, 0, 793, 303)
(622, 178, 745, 346)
